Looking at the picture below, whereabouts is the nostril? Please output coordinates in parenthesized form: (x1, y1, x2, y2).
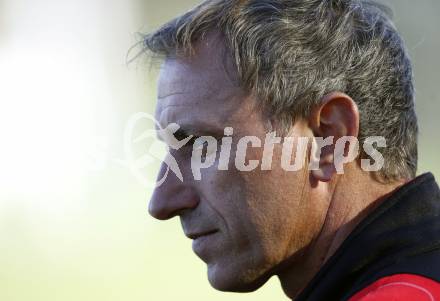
(148, 193, 180, 220)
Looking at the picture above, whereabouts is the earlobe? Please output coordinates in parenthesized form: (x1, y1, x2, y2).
(311, 155, 336, 182)
(310, 136, 336, 182)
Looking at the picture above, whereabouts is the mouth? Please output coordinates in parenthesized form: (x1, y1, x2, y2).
(185, 229, 218, 240)
(189, 229, 220, 260)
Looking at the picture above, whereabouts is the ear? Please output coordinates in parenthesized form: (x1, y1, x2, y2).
(308, 92, 360, 182)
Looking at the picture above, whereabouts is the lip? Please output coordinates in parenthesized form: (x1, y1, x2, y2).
(188, 230, 219, 260)
(185, 229, 218, 240)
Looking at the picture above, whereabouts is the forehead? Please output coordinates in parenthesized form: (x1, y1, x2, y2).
(156, 41, 245, 134)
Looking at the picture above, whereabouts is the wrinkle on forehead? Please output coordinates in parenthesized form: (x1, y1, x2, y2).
(155, 91, 241, 133)
(157, 62, 219, 100)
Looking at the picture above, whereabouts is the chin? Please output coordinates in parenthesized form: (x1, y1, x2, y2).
(206, 262, 272, 293)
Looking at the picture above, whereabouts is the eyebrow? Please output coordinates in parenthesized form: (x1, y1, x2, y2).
(176, 124, 224, 140)
(174, 128, 193, 140)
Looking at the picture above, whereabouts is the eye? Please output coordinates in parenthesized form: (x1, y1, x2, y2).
(176, 136, 202, 157)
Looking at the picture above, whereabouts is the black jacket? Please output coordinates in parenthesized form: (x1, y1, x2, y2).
(295, 172, 440, 301)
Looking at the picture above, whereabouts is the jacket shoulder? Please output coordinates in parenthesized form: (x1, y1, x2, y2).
(348, 273, 440, 301)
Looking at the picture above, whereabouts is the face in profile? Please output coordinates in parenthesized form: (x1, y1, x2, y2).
(148, 41, 328, 292)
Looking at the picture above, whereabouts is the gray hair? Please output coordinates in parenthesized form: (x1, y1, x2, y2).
(141, 0, 418, 182)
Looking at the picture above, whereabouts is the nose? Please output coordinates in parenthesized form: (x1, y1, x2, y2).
(148, 162, 200, 220)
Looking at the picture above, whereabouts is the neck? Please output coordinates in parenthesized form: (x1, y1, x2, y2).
(277, 168, 406, 300)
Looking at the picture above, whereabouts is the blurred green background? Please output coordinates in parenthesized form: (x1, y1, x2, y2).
(0, 0, 438, 300)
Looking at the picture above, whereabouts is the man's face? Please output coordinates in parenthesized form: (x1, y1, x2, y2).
(149, 40, 326, 292)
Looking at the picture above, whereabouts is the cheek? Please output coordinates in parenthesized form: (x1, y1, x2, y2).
(238, 169, 317, 257)
(197, 169, 261, 252)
